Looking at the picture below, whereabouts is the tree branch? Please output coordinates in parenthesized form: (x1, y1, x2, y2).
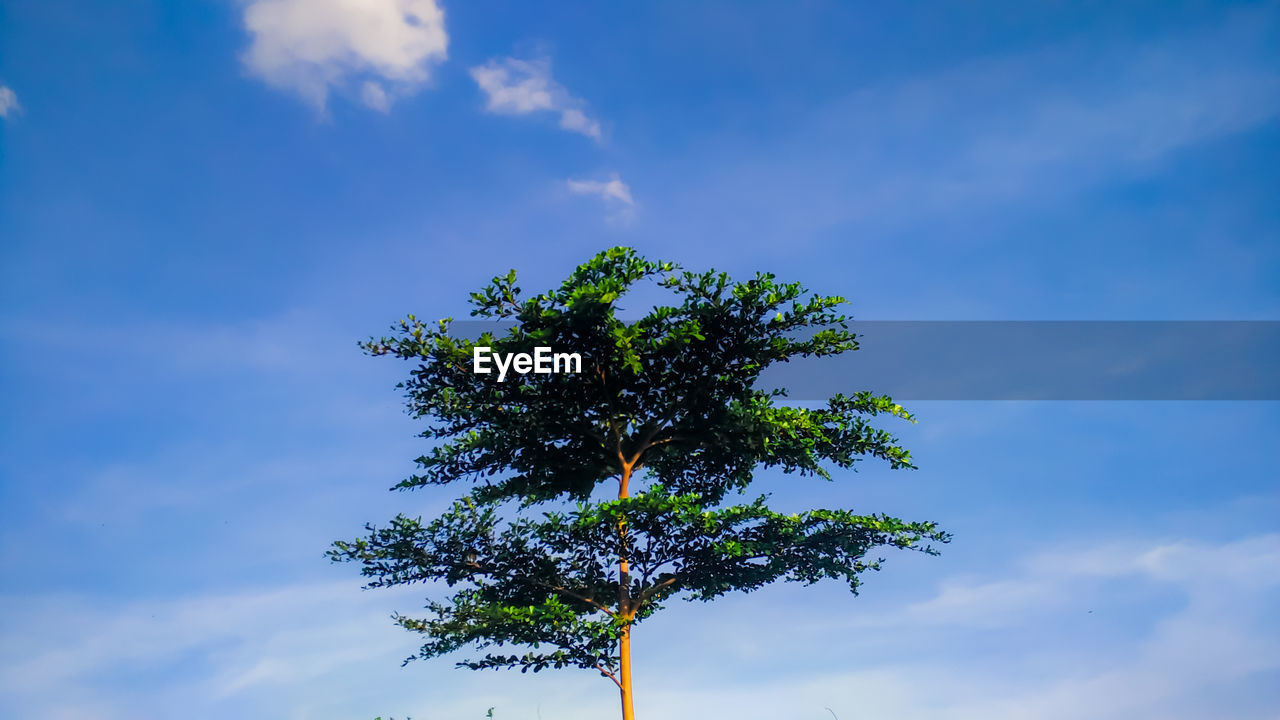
(637, 575, 680, 603)
(595, 661, 623, 689)
(463, 560, 616, 617)
(533, 580, 616, 617)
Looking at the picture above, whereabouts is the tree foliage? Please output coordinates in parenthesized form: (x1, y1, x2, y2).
(330, 246, 949, 700)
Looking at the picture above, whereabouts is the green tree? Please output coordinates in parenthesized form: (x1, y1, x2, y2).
(331, 247, 949, 720)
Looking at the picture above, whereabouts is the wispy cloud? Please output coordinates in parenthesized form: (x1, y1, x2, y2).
(654, 5, 1280, 244)
(0, 85, 20, 118)
(360, 80, 391, 114)
(567, 173, 633, 206)
(864, 534, 1280, 630)
(625, 533, 1280, 720)
(471, 57, 603, 140)
(567, 172, 636, 223)
(0, 581, 430, 718)
(3, 532, 1273, 718)
(239, 0, 448, 112)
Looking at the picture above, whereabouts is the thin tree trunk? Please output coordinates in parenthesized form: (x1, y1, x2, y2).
(618, 459, 636, 720)
(619, 622, 635, 720)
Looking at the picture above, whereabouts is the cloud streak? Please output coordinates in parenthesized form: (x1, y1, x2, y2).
(0, 581, 430, 718)
(567, 173, 634, 206)
(2, 533, 1274, 718)
(566, 172, 636, 224)
(653, 5, 1280, 245)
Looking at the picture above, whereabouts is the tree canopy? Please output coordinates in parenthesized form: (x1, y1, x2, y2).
(330, 247, 949, 719)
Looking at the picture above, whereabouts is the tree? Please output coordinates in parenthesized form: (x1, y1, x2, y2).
(330, 247, 950, 720)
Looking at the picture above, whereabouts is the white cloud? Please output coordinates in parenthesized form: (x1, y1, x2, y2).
(3, 533, 1274, 719)
(567, 173, 636, 224)
(470, 57, 603, 140)
(0, 581, 432, 718)
(630, 533, 1280, 720)
(567, 173, 634, 206)
(239, 0, 448, 112)
(866, 534, 1280, 631)
(360, 81, 391, 113)
(558, 107, 598, 136)
(0, 85, 20, 118)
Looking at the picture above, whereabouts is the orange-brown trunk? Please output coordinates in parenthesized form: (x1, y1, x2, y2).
(617, 459, 636, 720)
(619, 622, 635, 720)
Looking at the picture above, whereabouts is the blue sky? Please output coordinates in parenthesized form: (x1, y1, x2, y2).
(1, 1, 1278, 718)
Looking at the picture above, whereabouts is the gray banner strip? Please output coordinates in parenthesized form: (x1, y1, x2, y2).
(758, 321, 1279, 400)
(435, 321, 1279, 400)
